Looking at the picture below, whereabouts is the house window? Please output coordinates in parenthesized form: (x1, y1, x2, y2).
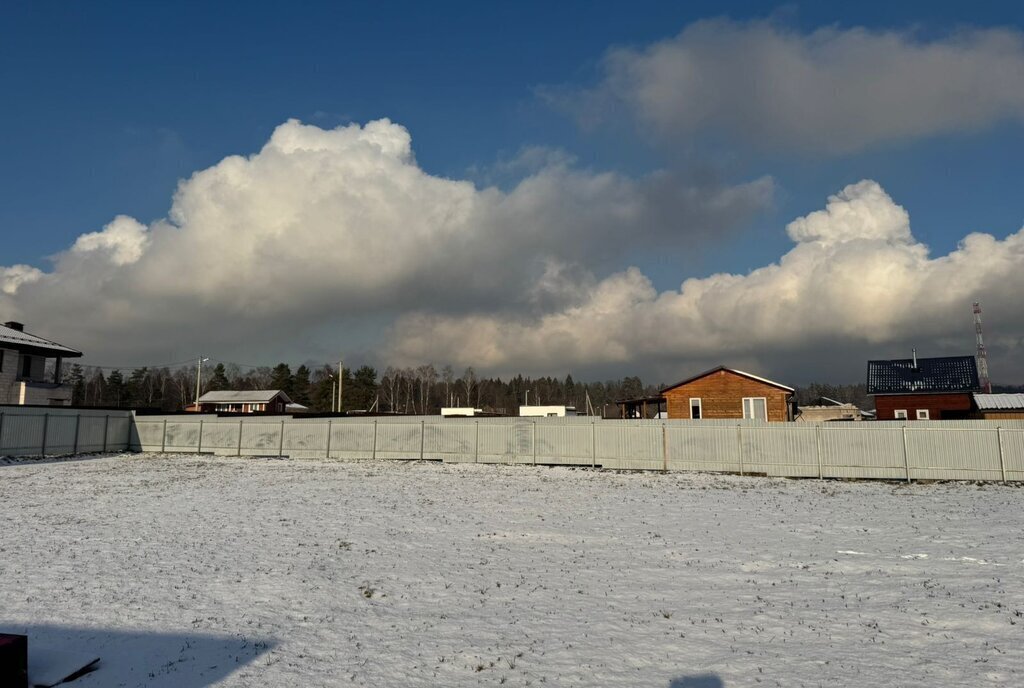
(742, 397, 767, 421)
(0, 350, 4, 372)
(916, 409, 930, 420)
(894, 409, 908, 420)
(21, 355, 32, 379)
(689, 398, 702, 419)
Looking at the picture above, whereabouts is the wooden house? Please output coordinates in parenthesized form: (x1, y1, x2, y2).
(189, 389, 292, 414)
(659, 366, 795, 422)
(866, 355, 980, 420)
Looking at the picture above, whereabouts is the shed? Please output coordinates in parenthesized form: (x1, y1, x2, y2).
(972, 393, 1024, 420)
(659, 366, 794, 422)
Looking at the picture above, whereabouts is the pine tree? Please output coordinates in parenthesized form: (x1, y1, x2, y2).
(270, 363, 293, 396)
(209, 363, 230, 391)
(68, 364, 85, 405)
(292, 365, 312, 406)
(106, 370, 126, 407)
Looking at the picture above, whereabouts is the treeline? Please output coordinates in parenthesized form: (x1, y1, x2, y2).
(60, 361, 660, 414)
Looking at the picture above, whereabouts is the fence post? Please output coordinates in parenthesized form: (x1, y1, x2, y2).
(662, 423, 668, 472)
(40, 412, 49, 455)
(997, 427, 1006, 483)
(324, 420, 332, 459)
(160, 418, 167, 453)
(102, 414, 110, 453)
(372, 420, 378, 460)
(532, 421, 537, 466)
(197, 419, 204, 453)
(73, 413, 81, 455)
(902, 425, 911, 483)
(592, 421, 597, 468)
(737, 424, 744, 476)
(420, 420, 425, 461)
(237, 420, 244, 457)
(474, 420, 479, 463)
(815, 424, 823, 480)
(278, 419, 285, 457)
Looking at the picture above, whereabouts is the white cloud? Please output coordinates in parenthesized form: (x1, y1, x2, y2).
(388, 180, 1024, 381)
(0, 118, 771, 363)
(0, 265, 42, 295)
(71, 215, 150, 265)
(557, 19, 1024, 154)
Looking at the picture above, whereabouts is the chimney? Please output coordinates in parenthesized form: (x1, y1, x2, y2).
(3, 321, 24, 331)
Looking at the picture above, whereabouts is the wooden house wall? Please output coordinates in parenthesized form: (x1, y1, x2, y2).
(663, 369, 791, 422)
(874, 393, 973, 420)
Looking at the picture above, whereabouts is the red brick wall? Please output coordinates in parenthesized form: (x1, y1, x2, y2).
(874, 393, 973, 420)
(663, 369, 791, 422)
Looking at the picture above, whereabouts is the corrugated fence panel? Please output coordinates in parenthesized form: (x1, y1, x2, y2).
(820, 426, 906, 480)
(743, 426, 819, 477)
(198, 421, 240, 454)
(135, 420, 166, 451)
(596, 424, 662, 470)
(329, 422, 375, 460)
(76, 416, 110, 453)
(425, 422, 475, 462)
(0, 413, 44, 455)
(907, 428, 1003, 481)
(282, 421, 330, 458)
(374, 422, 423, 460)
(163, 420, 201, 453)
(667, 425, 740, 473)
(240, 422, 285, 456)
(1001, 429, 1024, 481)
(536, 423, 595, 466)
(477, 423, 517, 463)
(40, 414, 74, 455)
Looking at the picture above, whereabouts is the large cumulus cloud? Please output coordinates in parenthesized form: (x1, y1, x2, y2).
(552, 19, 1024, 154)
(388, 181, 1024, 382)
(0, 118, 772, 363)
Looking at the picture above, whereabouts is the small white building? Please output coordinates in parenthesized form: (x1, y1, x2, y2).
(519, 405, 577, 418)
(441, 407, 484, 417)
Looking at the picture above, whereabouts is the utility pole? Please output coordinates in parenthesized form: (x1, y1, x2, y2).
(329, 374, 336, 413)
(194, 356, 209, 410)
(973, 302, 992, 393)
(338, 360, 344, 413)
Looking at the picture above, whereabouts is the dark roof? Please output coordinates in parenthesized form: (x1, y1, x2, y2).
(866, 356, 980, 395)
(660, 365, 794, 394)
(0, 322, 82, 357)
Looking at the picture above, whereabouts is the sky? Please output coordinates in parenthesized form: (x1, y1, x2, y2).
(2, 0, 1024, 385)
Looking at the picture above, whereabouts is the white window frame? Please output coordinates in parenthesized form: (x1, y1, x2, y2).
(742, 397, 768, 421)
(894, 409, 908, 420)
(916, 409, 930, 420)
(689, 397, 702, 419)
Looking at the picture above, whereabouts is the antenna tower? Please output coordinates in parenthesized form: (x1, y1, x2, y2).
(973, 302, 992, 393)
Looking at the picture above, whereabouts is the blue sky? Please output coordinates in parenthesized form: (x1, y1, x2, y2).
(3, 1, 1024, 382)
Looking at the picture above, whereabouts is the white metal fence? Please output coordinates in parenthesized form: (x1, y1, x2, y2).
(0, 407, 134, 457)
(127, 416, 1024, 483)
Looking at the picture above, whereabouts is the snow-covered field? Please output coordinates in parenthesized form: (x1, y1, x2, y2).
(2, 454, 1022, 687)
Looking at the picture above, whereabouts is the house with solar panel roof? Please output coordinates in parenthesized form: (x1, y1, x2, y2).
(866, 351, 981, 421)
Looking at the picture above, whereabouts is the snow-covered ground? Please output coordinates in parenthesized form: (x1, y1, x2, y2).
(1, 454, 1022, 687)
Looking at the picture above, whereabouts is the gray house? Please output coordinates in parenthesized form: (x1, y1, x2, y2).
(0, 321, 83, 406)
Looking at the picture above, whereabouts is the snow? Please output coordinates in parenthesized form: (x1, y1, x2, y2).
(1, 454, 1022, 687)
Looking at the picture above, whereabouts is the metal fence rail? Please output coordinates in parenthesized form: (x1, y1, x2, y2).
(126, 416, 1024, 483)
